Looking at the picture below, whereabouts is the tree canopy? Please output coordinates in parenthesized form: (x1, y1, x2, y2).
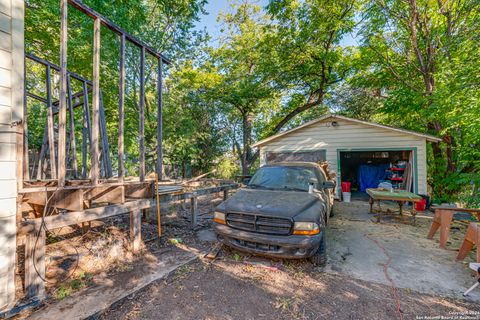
(24, 0, 480, 204)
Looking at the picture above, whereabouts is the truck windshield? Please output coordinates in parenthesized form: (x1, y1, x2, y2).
(248, 166, 318, 191)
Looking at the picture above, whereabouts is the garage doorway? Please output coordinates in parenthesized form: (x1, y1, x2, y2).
(338, 150, 415, 194)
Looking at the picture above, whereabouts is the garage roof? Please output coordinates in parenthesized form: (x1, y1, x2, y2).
(252, 114, 442, 147)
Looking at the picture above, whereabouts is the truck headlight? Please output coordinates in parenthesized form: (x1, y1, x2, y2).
(293, 222, 320, 235)
(213, 211, 226, 225)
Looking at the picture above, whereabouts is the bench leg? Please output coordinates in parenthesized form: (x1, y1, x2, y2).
(427, 211, 440, 239)
(457, 239, 475, 261)
(439, 210, 454, 248)
(456, 223, 478, 261)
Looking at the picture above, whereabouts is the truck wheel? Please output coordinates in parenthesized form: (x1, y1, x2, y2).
(310, 230, 327, 266)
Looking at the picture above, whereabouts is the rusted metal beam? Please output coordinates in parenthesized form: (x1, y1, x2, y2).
(67, 0, 171, 65)
(139, 46, 145, 182)
(26, 53, 93, 86)
(82, 81, 91, 179)
(156, 58, 163, 180)
(118, 33, 125, 182)
(66, 74, 78, 178)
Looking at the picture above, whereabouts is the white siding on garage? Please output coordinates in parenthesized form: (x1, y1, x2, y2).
(0, 0, 23, 311)
(260, 118, 428, 195)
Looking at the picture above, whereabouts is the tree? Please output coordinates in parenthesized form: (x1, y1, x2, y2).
(262, 0, 357, 134)
(208, 2, 276, 175)
(358, 0, 480, 197)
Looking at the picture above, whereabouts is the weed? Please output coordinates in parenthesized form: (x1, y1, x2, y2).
(232, 253, 242, 262)
(55, 271, 93, 300)
(274, 297, 293, 311)
(56, 285, 71, 300)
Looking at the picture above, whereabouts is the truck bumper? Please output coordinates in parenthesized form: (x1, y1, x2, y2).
(214, 224, 322, 259)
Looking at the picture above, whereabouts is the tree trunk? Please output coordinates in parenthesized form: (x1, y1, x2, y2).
(241, 112, 253, 175)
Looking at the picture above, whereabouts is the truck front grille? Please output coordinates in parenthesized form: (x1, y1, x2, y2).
(226, 212, 292, 235)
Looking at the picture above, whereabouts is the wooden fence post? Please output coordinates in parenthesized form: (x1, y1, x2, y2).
(130, 209, 142, 252)
(90, 17, 101, 185)
(45, 66, 56, 179)
(25, 229, 46, 299)
(191, 193, 198, 228)
(58, 0, 68, 186)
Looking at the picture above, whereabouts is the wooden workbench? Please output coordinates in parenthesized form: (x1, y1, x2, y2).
(366, 188, 423, 223)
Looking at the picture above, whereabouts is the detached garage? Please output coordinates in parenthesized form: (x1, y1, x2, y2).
(253, 114, 441, 196)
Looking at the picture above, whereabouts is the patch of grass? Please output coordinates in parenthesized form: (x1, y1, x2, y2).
(55, 272, 93, 300)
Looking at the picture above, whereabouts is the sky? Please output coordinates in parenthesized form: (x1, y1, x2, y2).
(194, 0, 359, 47)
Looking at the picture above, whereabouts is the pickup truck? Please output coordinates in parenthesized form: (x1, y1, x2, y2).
(213, 162, 335, 265)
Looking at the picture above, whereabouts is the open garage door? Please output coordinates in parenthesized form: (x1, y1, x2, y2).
(339, 150, 414, 193)
(266, 150, 326, 164)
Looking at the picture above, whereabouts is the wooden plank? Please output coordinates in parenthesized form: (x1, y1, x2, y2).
(18, 199, 153, 235)
(191, 194, 198, 228)
(58, 0, 68, 186)
(430, 206, 480, 213)
(125, 183, 152, 199)
(84, 186, 125, 204)
(139, 46, 145, 182)
(24, 189, 84, 212)
(90, 17, 101, 185)
(156, 58, 163, 180)
(82, 80, 91, 179)
(25, 228, 46, 299)
(130, 209, 142, 252)
(45, 66, 57, 179)
(118, 33, 125, 182)
(23, 56, 29, 182)
(66, 74, 78, 178)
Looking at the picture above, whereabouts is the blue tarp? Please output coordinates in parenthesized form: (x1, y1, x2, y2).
(358, 164, 389, 192)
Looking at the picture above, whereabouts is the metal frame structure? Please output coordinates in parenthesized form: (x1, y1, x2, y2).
(17, 0, 177, 303)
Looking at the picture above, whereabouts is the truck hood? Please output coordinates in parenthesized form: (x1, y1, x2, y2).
(223, 188, 319, 218)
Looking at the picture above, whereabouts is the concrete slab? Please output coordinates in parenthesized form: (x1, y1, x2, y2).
(28, 248, 197, 320)
(325, 200, 480, 302)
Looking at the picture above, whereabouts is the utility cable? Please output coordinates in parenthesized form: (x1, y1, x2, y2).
(31, 186, 79, 285)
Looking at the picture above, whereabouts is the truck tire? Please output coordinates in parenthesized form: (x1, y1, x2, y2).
(329, 208, 335, 218)
(310, 230, 327, 266)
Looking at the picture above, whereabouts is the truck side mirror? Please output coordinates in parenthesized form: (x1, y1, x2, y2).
(322, 181, 336, 189)
(243, 177, 251, 185)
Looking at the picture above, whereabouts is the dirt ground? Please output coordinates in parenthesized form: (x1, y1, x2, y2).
(99, 199, 480, 320)
(14, 192, 223, 305)
(100, 254, 479, 320)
